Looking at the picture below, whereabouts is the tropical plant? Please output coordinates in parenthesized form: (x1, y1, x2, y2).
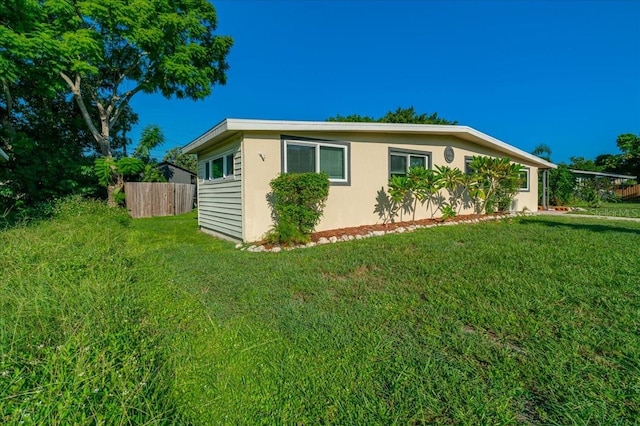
(94, 124, 167, 204)
(468, 156, 523, 213)
(440, 205, 456, 221)
(412, 167, 442, 218)
(548, 164, 576, 206)
(435, 165, 467, 215)
(387, 175, 413, 222)
(495, 162, 525, 211)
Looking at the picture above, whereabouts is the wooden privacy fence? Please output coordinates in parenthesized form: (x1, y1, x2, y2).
(125, 182, 196, 218)
(615, 184, 640, 200)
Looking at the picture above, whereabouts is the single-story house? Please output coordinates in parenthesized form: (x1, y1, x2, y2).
(157, 161, 197, 184)
(0, 148, 8, 162)
(183, 119, 556, 242)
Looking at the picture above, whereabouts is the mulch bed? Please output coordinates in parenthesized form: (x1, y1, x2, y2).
(310, 213, 506, 241)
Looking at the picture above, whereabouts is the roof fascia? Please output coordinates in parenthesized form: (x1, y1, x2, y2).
(182, 119, 557, 169)
(569, 169, 637, 180)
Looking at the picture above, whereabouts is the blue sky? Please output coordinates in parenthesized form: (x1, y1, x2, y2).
(130, 0, 640, 164)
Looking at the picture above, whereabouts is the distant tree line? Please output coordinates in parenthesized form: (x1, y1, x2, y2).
(532, 133, 640, 206)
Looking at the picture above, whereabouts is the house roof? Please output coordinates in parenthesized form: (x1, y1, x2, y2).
(569, 169, 637, 180)
(157, 161, 196, 176)
(0, 148, 8, 162)
(183, 118, 557, 169)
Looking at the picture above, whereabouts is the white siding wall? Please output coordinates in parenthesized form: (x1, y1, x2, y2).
(197, 137, 242, 240)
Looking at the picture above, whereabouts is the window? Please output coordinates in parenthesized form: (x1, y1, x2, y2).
(519, 168, 530, 191)
(389, 149, 431, 177)
(204, 152, 234, 180)
(464, 156, 473, 175)
(283, 139, 349, 183)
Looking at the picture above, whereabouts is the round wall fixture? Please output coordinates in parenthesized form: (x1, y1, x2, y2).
(444, 146, 455, 163)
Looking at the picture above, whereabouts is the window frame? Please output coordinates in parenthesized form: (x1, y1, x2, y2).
(281, 136, 350, 185)
(518, 167, 530, 192)
(388, 148, 432, 178)
(203, 151, 235, 181)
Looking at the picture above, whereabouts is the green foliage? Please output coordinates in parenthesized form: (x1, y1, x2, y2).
(569, 156, 602, 172)
(94, 157, 144, 187)
(440, 204, 456, 220)
(616, 133, 640, 178)
(435, 165, 467, 214)
(267, 172, 330, 243)
(387, 175, 413, 221)
(468, 156, 523, 213)
(134, 124, 165, 163)
(531, 144, 552, 162)
(2, 0, 233, 206)
(548, 164, 576, 206)
(162, 147, 197, 173)
(381, 156, 524, 222)
(140, 163, 167, 183)
(265, 219, 310, 245)
(42, 0, 233, 154)
(328, 106, 457, 125)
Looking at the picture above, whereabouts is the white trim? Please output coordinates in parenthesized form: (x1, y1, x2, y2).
(183, 118, 556, 169)
(283, 139, 348, 183)
(519, 168, 530, 192)
(0, 148, 8, 162)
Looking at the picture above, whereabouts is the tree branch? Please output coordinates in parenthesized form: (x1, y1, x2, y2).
(60, 71, 109, 156)
(110, 84, 144, 126)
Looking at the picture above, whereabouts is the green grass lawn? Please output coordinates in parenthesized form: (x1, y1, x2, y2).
(568, 201, 640, 219)
(2, 199, 639, 424)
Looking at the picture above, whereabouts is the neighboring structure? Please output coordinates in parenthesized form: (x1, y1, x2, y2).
(183, 119, 556, 242)
(157, 161, 196, 184)
(569, 169, 637, 185)
(0, 148, 8, 162)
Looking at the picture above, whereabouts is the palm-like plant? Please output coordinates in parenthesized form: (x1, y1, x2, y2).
(435, 165, 466, 215)
(468, 156, 523, 213)
(388, 175, 412, 221)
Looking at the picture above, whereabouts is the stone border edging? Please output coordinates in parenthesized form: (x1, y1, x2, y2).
(237, 213, 524, 253)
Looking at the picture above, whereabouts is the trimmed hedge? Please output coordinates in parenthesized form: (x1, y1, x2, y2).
(267, 172, 330, 244)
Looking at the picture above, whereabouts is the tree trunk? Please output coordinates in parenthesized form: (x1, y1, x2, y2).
(107, 184, 117, 207)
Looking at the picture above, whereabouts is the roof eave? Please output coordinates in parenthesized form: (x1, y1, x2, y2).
(182, 119, 557, 169)
(569, 169, 637, 180)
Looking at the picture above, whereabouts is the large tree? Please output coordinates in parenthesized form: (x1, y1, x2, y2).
(328, 106, 457, 125)
(35, 0, 233, 203)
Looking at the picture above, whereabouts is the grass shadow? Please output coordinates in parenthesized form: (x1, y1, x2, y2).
(519, 216, 640, 235)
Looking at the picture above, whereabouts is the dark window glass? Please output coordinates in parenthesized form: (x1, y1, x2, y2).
(287, 144, 316, 173)
(390, 154, 407, 177)
(320, 146, 345, 179)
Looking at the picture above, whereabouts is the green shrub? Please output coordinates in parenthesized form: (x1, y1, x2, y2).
(267, 172, 330, 244)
